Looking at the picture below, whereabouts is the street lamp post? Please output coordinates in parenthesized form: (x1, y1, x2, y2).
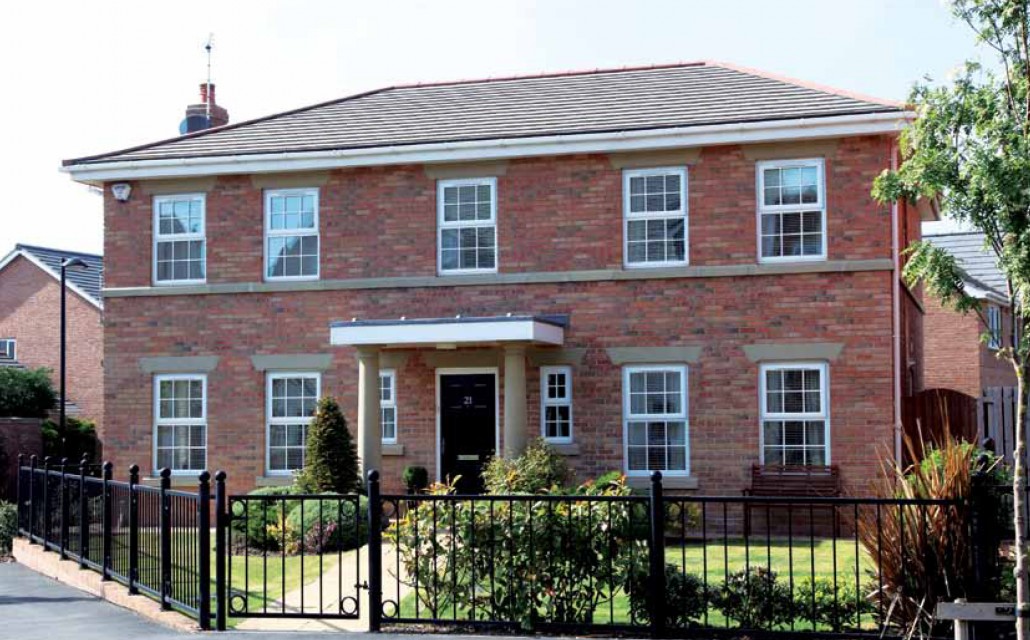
(60, 258, 89, 454)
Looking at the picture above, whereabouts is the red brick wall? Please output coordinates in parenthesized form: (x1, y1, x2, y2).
(0, 256, 104, 424)
(102, 135, 901, 496)
(923, 296, 1018, 396)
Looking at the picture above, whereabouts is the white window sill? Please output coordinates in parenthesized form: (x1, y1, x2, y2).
(626, 475, 699, 490)
(382, 443, 405, 456)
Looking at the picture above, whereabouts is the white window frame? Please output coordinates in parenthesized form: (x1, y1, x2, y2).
(437, 177, 498, 275)
(540, 365, 573, 444)
(380, 369, 398, 444)
(264, 188, 320, 282)
(0, 338, 15, 360)
(758, 361, 831, 466)
(265, 371, 321, 476)
(622, 167, 689, 268)
(622, 364, 690, 477)
(756, 159, 827, 263)
(152, 373, 208, 475)
(152, 193, 206, 285)
(987, 305, 1003, 349)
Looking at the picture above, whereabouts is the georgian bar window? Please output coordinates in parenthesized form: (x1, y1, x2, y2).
(266, 373, 320, 474)
(541, 366, 573, 443)
(757, 159, 826, 261)
(760, 362, 829, 466)
(380, 370, 397, 443)
(623, 167, 688, 267)
(265, 189, 319, 280)
(623, 365, 689, 475)
(154, 374, 207, 472)
(437, 178, 497, 274)
(153, 194, 206, 284)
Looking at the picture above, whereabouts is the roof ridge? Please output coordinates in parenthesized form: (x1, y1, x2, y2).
(16, 243, 103, 259)
(389, 61, 709, 90)
(705, 60, 904, 108)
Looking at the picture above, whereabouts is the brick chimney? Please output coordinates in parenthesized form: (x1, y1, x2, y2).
(181, 83, 229, 133)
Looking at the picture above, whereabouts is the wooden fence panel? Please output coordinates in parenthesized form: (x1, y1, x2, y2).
(902, 388, 979, 465)
(981, 386, 1027, 465)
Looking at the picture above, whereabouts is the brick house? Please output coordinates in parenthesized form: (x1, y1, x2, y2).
(0, 244, 104, 423)
(922, 227, 1017, 398)
(63, 62, 929, 495)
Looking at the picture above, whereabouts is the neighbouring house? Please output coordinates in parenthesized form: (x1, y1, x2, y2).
(62, 62, 931, 495)
(922, 225, 1018, 398)
(0, 244, 104, 423)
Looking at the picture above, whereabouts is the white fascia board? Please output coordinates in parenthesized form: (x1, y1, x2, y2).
(330, 319, 564, 347)
(64, 111, 911, 184)
(0, 249, 102, 310)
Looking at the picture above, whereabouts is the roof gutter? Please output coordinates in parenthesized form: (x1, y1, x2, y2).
(63, 111, 911, 184)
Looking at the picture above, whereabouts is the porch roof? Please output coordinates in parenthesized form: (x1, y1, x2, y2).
(329, 314, 566, 347)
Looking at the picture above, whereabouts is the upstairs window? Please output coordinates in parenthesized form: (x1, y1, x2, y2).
(380, 370, 397, 443)
(438, 178, 497, 274)
(154, 374, 207, 473)
(541, 366, 573, 443)
(757, 160, 826, 262)
(987, 305, 1002, 349)
(265, 189, 319, 280)
(0, 339, 15, 360)
(153, 194, 206, 284)
(760, 363, 829, 466)
(266, 372, 320, 474)
(623, 365, 689, 475)
(623, 168, 688, 267)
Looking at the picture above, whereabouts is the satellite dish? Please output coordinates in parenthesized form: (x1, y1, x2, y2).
(180, 114, 211, 135)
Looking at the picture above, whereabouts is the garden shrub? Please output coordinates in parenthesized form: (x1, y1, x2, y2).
(286, 495, 368, 553)
(297, 397, 360, 494)
(232, 485, 300, 552)
(402, 466, 429, 493)
(714, 567, 793, 629)
(481, 438, 570, 493)
(624, 562, 706, 627)
(0, 501, 16, 555)
(794, 577, 872, 630)
(42, 416, 101, 461)
(0, 367, 55, 418)
(389, 473, 644, 629)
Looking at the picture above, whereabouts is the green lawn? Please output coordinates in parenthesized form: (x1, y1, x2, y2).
(394, 538, 875, 631)
(226, 552, 340, 623)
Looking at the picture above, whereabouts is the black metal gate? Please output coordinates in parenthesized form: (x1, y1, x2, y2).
(224, 492, 364, 621)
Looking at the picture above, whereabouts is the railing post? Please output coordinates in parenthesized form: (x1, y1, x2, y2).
(78, 455, 88, 568)
(102, 461, 113, 581)
(42, 456, 51, 548)
(59, 457, 69, 559)
(367, 469, 383, 633)
(16, 454, 24, 534)
(214, 470, 227, 632)
(128, 464, 140, 595)
(28, 455, 37, 543)
(159, 467, 172, 610)
(969, 462, 996, 600)
(649, 471, 667, 637)
(197, 471, 212, 630)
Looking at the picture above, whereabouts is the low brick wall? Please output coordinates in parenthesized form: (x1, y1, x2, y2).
(12, 537, 197, 632)
(0, 417, 42, 501)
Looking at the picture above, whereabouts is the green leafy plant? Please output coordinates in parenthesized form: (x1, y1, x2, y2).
(481, 438, 570, 494)
(402, 466, 429, 493)
(794, 577, 872, 630)
(0, 367, 55, 418)
(42, 416, 101, 461)
(232, 485, 300, 552)
(714, 567, 793, 629)
(0, 501, 16, 555)
(297, 397, 360, 494)
(285, 495, 368, 553)
(624, 562, 706, 628)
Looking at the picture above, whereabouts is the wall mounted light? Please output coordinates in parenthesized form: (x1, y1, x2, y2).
(111, 182, 132, 202)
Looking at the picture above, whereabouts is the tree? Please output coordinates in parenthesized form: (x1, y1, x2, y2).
(297, 397, 361, 494)
(872, 1, 1030, 635)
(0, 367, 56, 418)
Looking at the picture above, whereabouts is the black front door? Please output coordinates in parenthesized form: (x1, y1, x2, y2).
(440, 373, 496, 494)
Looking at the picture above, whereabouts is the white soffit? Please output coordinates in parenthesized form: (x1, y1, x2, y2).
(330, 316, 565, 347)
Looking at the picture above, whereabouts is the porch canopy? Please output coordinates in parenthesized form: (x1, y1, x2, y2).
(329, 314, 567, 476)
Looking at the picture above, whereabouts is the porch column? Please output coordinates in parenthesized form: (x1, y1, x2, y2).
(503, 345, 528, 459)
(356, 347, 382, 476)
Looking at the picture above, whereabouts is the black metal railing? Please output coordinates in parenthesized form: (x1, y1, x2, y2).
(224, 491, 364, 620)
(367, 471, 966, 639)
(15, 455, 219, 629)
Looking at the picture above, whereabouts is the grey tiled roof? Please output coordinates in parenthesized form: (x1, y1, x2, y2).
(924, 231, 1007, 297)
(16, 244, 104, 305)
(67, 62, 903, 165)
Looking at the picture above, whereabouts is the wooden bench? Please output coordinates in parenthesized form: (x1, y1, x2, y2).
(742, 464, 841, 536)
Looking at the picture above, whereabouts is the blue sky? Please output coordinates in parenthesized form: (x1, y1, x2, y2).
(0, 0, 981, 255)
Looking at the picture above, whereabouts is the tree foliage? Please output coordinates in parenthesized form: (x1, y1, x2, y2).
(0, 367, 55, 418)
(297, 397, 361, 494)
(871, 2, 1030, 634)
